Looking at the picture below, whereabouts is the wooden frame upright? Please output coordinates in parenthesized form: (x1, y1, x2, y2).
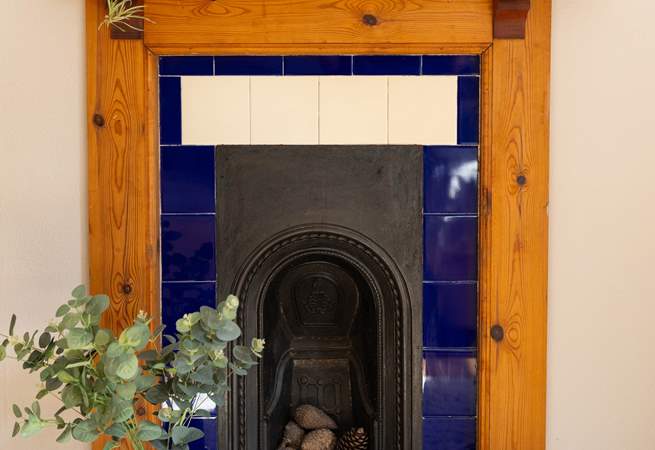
(86, 1, 551, 449)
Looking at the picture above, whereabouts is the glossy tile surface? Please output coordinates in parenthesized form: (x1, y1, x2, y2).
(423, 282, 477, 348)
(250, 76, 319, 144)
(181, 76, 250, 145)
(423, 351, 477, 416)
(161, 215, 216, 282)
(161, 146, 215, 214)
(319, 76, 388, 144)
(424, 216, 478, 281)
(284, 56, 352, 75)
(160, 56, 213, 76)
(188, 418, 218, 450)
(159, 77, 181, 145)
(388, 76, 458, 144)
(162, 282, 216, 332)
(423, 417, 476, 450)
(458, 76, 480, 145)
(423, 56, 480, 75)
(353, 55, 421, 75)
(214, 56, 282, 75)
(424, 146, 478, 214)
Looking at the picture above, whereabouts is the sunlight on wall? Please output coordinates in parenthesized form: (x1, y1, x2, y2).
(0, 1, 87, 449)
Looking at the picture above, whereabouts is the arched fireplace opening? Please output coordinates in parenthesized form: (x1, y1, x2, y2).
(217, 146, 423, 450)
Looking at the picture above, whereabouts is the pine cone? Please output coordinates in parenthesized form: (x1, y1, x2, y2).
(294, 404, 338, 430)
(337, 428, 368, 450)
(301, 429, 337, 450)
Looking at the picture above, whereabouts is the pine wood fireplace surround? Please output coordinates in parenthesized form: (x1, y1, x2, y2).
(86, 0, 550, 448)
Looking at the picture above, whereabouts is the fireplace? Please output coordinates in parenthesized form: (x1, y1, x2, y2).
(216, 146, 423, 450)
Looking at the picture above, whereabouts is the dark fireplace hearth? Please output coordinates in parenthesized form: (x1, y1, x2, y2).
(217, 146, 423, 450)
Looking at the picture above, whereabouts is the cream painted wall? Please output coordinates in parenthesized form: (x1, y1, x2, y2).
(1, 0, 654, 449)
(0, 1, 88, 449)
(547, 1, 655, 449)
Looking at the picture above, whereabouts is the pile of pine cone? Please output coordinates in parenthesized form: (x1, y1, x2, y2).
(277, 404, 369, 450)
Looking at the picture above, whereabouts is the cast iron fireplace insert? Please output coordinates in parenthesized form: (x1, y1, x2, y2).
(216, 145, 423, 450)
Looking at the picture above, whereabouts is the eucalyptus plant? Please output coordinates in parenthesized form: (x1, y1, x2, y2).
(0, 285, 264, 450)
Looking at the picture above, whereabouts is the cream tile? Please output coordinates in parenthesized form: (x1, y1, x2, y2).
(251, 77, 319, 144)
(388, 76, 458, 145)
(319, 76, 388, 144)
(181, 76, 250, 145)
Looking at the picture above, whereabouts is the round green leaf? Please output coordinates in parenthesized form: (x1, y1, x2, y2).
(216, 320, 241, 342)
(115, 353, 140, 380)
(86, 295, 110, 316)
(135, 420, 165, 441)
(71, 419, 99, 442)
(116, 381, 137, 400)
(12, 404, 22, 418)
(233, 345, 256, 365)
(119, 323, 150, 350)
(172, 425, 205, 445)
(71, 285, 86, 299)
(0, 345, 6, 362)
(66, 328, 93, 350)
(95, 328, 113, 348)
(55, 304, 70, 318)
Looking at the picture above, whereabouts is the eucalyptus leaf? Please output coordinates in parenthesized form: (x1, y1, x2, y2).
(116, 381, 137, 400)
(20, 415, 46, 438)
(12, 422, 20, 438)
(0, 345, 6, 362)
(71, 419, 99, 442)
(9, 314, 16, 336)
(55, 425, 72, 443)
(12, 404, 22, 418)
(38, 332, 52, 348)
(55, 304, 70, 318)
(71, 285, 86, 299)
(95, 328, 113, 348)
(86, 295, 110, 316)
(216, 320, 241, 341)
(233, 345, 256, 365)
(66, 328, 93, 350)
(171, 425, 205, 445)
(119, 323, 150, 350)
(105, 422, 127, 438)
(135, 420, 165, 441)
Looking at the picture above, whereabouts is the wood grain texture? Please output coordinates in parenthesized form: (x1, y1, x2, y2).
(487, 0, 551, 448)
(143, 0, 493, 51)
(87, 0, 160, 447)
(87, 0, 551, 448)
(494, 0, 530, 38)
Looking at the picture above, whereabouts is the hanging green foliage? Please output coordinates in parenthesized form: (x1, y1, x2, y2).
(1, 285, 264, 450)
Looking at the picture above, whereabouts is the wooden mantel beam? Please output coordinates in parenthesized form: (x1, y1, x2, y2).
(494, 0, 531, 39)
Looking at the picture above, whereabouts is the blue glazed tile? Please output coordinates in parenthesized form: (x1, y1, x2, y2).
(214, 56, 283, 75)
(424, 216, 477, 281)
(458, 76, 480, 145)
(161, 146, 215, 214)
(162, 282, 216, 334)
(423, 351, 477, 416)
(423, 417, 476, 450)
(161, 215, 216, 282)
(424, 146, 478, 214)
(423, 282, 477, 348)
(423, 55, 480, 76)
(160, 56, 214, 76)
(188, 418, 218, 450)
(159, 77, 181, 145)
(353, 55, 421, 75)
(284, 56, 352, 75)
